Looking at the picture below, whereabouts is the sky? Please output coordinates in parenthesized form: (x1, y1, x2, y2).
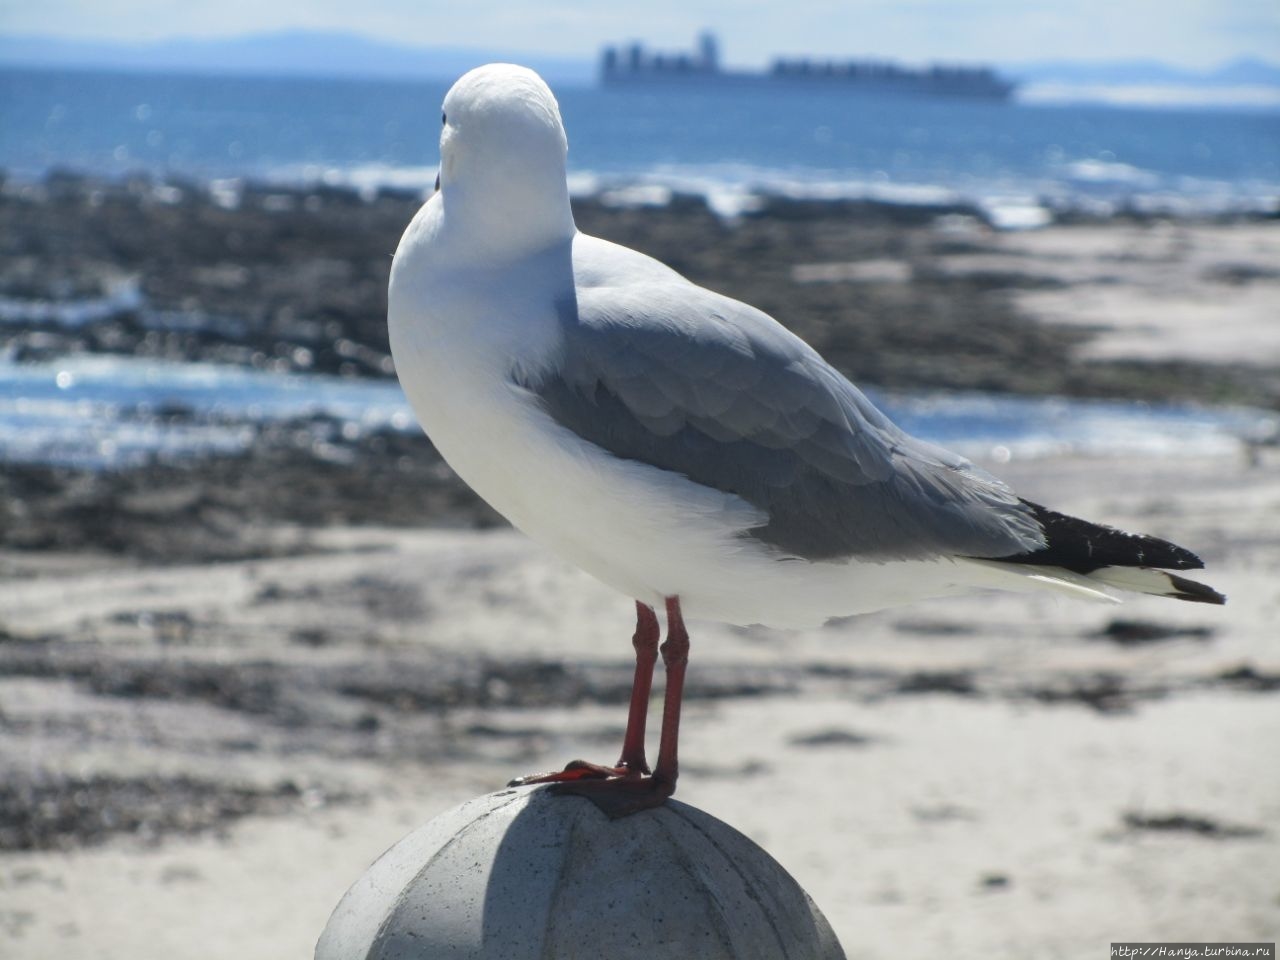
(1, 0, 1277, 69)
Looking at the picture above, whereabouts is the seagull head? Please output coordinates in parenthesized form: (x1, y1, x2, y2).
(436, 64, 575, 252)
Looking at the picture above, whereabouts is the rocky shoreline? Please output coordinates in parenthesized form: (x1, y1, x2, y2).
(3, 172, 1278, 563)
(4, 171, 1275, 400)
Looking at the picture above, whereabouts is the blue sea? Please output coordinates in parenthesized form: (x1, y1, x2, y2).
(1, 67, 1277, 468)
(2, 67, 1278, 223)
(2, 353, 1271, 471)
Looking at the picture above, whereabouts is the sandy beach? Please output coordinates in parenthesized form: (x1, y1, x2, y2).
(1, 180, 1278, 957)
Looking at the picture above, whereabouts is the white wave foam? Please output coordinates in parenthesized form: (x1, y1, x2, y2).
(0, 277, 143, 327)
(977, 197, 1053, 230)
(261, 162, 437, 200)
(260, 155, 1277, 228)
(1022, 82, 1280, 110)
(1062, 159, 1159, 186)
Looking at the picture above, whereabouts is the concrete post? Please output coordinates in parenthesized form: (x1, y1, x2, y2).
(317, 785, 845, 959)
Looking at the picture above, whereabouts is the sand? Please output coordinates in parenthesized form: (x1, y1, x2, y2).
(1000, 222, 1280, 366)
(3, 451, 1278, 959)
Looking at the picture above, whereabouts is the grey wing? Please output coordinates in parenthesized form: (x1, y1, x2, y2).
(524, 279, 1046, 562)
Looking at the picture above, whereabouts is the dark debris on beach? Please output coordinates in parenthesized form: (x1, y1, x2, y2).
(0, 774, 351, 852)
(0, 421, 502, 561)
(1, 626, 1271, 851)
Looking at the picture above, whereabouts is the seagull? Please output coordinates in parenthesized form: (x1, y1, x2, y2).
(387, 64, 1224, 817)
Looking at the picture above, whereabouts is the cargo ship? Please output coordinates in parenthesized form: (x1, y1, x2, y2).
(600, 33, 1017, 101)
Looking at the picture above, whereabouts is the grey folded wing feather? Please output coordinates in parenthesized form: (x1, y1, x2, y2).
(522, 280, 1046, 563)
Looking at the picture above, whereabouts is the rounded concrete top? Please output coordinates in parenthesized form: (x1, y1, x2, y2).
(316, 785, 845, 960)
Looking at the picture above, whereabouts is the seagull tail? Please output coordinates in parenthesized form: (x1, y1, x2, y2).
(963, 559, 1119, 603)
(972, 500, 1226, 605)
(1083, 566, 1226, 604)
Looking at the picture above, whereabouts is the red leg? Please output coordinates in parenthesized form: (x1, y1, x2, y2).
(651, 596, 689, 792)
(618, 601, 659, 774)
(508, 601, 658, 786)
(510, 597, 689, 819)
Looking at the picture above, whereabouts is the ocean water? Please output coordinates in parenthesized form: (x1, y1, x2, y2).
(2, 67, 1278, 222)
(1, 354, 1271, 470)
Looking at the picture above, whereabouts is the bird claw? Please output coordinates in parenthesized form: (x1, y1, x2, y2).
(508, 760, 672, 817)
(507, 758, 639, 787)
(549, 773, 675, 819)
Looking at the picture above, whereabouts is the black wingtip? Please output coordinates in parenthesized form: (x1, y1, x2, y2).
(999, 500, 1207, 574)
(1166, 573, 1227, 605)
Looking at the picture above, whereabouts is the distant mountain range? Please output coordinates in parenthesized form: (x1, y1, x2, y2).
(0, 30, 597, 84)
(2, 29, 1278, 94)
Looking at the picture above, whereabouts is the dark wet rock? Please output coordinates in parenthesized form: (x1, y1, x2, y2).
(5, 172, 1274, 407)
(0, 425, 502, 561)
(892, 619, 980, 637)
(1091, 618, 1215, 646)
(680, 759, 771, 779)
(88, 660, 293, 717)
(788, 728, 877, 748)
(462, 722, 551, 741)
(107, 610, 197, 645)
(289, 627, 332, 648)
(1216, 664, 1280, 692)
(1121, 811, 1266, 840)
(746, 195, 989, 227)
(910, 804, 976, 823)
(1204, 262, 1280, 285)
(336, 657, 790, 713)
(1020, 672, 1146, 714)
(0, 774, 351, 852)
(894, 670, 978, 696)
(0, 642, 792, 726)
(1, 175, 407, 377)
